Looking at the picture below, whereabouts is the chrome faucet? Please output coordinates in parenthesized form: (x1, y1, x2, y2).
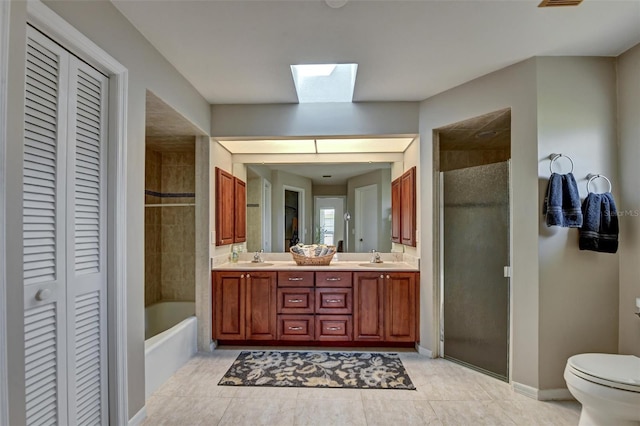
(370, 249, 383, 263)
(252, 250, 264, 263)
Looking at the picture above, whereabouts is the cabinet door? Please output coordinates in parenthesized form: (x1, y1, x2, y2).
(401, 167, 416, 247)
(234, 177, 246, 243)
(215, 168, 235, 245)
(214, 272, 245, 339)
(391, 177, 401, 244)
(384, 273, 417, 342)
(353, 273, 385, 341)
(245, 271, 277, 340)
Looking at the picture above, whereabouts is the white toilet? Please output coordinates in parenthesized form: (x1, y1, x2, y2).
(564, 353, 640, 426)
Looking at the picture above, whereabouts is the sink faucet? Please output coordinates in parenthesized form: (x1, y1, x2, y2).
(370, 249, 382, 263)
(252, 250, 264, 263)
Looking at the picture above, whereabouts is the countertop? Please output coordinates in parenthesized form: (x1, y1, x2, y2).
(212, 260, 419, 272)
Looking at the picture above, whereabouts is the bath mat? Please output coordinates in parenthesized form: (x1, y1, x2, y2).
(218, 350, 416, 390)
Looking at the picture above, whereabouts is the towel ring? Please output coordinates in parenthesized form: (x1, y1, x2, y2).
(587, 174, 612, 194)
(549, 153, 574, 174)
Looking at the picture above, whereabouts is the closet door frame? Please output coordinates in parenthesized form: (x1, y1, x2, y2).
(0, 1, 11, 425)
(3, 2, 129, 424)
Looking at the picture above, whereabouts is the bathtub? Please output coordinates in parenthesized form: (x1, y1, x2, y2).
(144, 301, 197, 399)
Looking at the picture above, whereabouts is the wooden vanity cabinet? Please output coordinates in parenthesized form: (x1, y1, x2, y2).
(353, 271, 418, 342)
(213, 270, 276, 340)
(391, 166, 416, 247)
(245, 271, 277, 340)
(384, 272, 417, 342)
(316, 315, 352, 341)
(214, 271, 245, 340)
(353, 272, 385, 341)
(215, 269, 418, 345)
(278, 315, 314, 340)
(215, 167, 246, 246)
(391, 178, 401, 244)
(401, 167, 416, 247)
(234, 177, 246, 243)
(215, 168, 235, 246)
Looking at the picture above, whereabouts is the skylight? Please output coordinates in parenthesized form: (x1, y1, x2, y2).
(290, 63, 358, 103)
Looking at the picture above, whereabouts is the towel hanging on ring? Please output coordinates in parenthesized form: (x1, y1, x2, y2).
(579, 174, 618, 253)
(543, 154, 582, 227)
(543, 172, 583, 227)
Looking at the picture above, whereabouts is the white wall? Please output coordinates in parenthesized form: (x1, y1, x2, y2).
(211, 102, 419, 137)
(536, 57, 619, 389)
(617, 43, 640, 357)
(5, 1, 211, 420)
(420, 58, 540, 388)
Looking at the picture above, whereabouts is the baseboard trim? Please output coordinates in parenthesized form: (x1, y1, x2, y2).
(538, 388, 574, 401)
(415, 343, 434, 358)
(128, 406, 146, 426)
(512, 382, 575, 401)
(512, 382, 539, 399)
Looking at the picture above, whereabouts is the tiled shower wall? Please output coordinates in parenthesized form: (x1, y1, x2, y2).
(145, 147, 196, 306)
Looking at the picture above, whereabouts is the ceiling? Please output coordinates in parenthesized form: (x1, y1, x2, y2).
(114, 0, 640, 105)
(438, 108, 511, 151)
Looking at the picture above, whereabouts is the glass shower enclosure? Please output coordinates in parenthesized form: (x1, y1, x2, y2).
(441, 161, 510, 381)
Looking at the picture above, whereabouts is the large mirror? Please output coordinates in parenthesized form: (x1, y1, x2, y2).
(244, 162, 398, 253)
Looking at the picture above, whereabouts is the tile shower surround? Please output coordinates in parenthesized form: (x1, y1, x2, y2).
(142, 349, 581, 425)
(145, 148, 196, 305)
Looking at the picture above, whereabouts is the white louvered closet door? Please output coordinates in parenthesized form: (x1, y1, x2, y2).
(23, 26, 108, 426)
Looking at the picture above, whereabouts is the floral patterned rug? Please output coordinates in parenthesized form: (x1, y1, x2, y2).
(218, 351, 416, 390)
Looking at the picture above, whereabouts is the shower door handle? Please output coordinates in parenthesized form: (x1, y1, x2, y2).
(503, 266, 512, 278)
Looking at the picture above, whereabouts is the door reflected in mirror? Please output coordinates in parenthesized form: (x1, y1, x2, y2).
(245, 163, 396, 253)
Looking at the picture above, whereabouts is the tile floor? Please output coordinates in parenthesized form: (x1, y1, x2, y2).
(142, 349, 581, 425)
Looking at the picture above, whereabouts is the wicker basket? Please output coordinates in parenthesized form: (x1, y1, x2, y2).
(290, 246, 336, 266)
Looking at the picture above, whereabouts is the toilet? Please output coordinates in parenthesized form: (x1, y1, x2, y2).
(564, 353, 640, 426)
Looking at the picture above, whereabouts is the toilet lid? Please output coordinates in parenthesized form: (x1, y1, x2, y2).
(568, 353, 640, 391)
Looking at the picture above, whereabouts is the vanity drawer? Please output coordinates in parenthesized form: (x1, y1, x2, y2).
(315, 271, 352, 288)
(277, 315, 314, 340)
(315, 287, 352, 314)
(315, 315, 352, 341)
(277, 288, 314, 314)
(278, 271, 314, 287)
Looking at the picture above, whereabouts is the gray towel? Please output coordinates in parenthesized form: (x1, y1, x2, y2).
(543, 173, 583, 227)
(579, 192, 618, 253)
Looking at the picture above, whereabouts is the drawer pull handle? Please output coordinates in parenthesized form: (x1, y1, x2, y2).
(288, 299, 303, 303)
(288, 277, 304, 281)
(325, 277, 341, 281)
(325, 299, 342, 303)
(326, 326, 341, 331)
(288, 326, 303, 331)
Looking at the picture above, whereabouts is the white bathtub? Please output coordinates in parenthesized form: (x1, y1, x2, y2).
(144, 301, 197, 399)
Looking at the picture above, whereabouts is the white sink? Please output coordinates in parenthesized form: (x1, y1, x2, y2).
(238, 262, 275, 267)
(357, 263, 406, 268)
